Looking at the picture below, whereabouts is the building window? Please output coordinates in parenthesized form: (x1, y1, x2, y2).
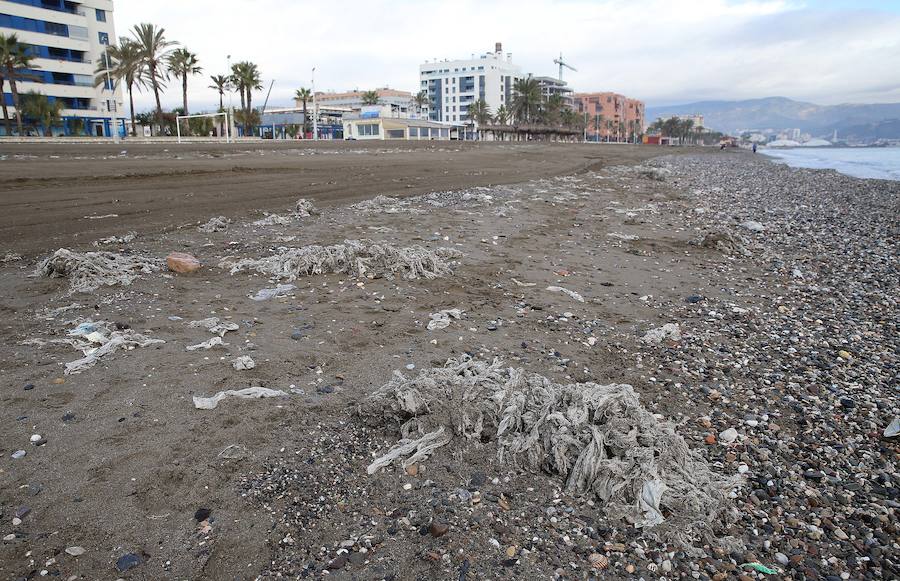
(387, 129, 404, 139)
(96, 8, 106, 21)
(98, 31, 109, 45)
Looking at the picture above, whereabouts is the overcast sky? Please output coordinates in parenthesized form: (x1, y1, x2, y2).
(113, 0, 900, 113)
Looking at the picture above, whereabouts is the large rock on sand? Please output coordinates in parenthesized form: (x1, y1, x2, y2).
(166, 252, 201, 273)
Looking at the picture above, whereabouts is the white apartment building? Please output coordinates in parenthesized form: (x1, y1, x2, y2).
(419, 42, 521, 123)
(1, 0, 122, 136)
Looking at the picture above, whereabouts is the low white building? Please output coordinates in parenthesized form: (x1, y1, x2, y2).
(0, 0, 123, 136)
(343, 107, 459, 141)
(419, 42, 521, 123)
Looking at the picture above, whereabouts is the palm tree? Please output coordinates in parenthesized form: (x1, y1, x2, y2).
(541, 93, 565, 126)
(166, 48, 201, 115)
(0, 64, 9, 135)
(361, 90, 380, 105)
(20, 91, 63, 136)
(413, 90, 429, 117)
(294, 87, 312, 136)
(494, 104, 509, 126)
(467, 98, 491, 140)
(95, 39, 145, 137)
(231, 61, 262, 135)
(0, 33, 37, 135)
(509, 77, 541, 124)
(130, 23, 176, 134)
(208, 74, 230, 111)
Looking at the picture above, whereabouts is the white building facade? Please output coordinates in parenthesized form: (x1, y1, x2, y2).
(1, 0, 122, 136)
(419, 42, 521, 123)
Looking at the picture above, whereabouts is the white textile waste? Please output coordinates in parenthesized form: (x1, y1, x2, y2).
(93, 232, 136, 246)
(232, 355, 256, 370)
(186, 336, 226, 351)
(193, 387, 288, 410)
(221, 239, 461, 281)
(546, 285, 584, 302)
(641, 323, 682, 344)
(359, 356, 740, 547)
(36, 248, 161, 293)
(253, 214, 292, 227)
(295, 198, 318, 217)
(64, 321, 164, 374)
(250, 284, 296, 301)
(426, 308, 463, 330)
(198, 216, 231, 233)
(189, 317, 239, 336)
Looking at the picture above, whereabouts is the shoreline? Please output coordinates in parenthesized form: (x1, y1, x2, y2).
(1, 149, 896, 579)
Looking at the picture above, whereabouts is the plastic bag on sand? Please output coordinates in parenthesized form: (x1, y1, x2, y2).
(193, 387, 287, 410)
(427, 308, 463, 330)
(358, 356, 740, 548)
(36, 248, 161, 293)
(250, 284, 296, 301)
(642, 323, 681, 344)
(221, 239, 461, 281)
(189, 317, 239, 336)
(546, 285, 584, 302)
(186, 336, 226, 351)
(64, 322, 164, 374)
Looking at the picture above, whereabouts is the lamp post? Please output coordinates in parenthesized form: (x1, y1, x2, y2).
(311, 67, 318, 141)
(227, 54, 234, 141)
(104, 51, 119, 143)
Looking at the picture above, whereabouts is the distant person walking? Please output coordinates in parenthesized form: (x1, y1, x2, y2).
(752, 143, 757, 153)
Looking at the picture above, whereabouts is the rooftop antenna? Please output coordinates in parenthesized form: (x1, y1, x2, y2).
(553, 53, 577, 81)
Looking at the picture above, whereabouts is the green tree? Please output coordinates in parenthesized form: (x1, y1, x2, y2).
(494, 104, 510, 125)
(510, 77, 541, 124)
(294, 87, 312, 135)
(208, 74, 230, 111)
(467, 98, 492, 140)
(95, 39, 145, 137)
(231, 61, 262, 135)
(542, 93, 565, 126)
(20, 91, 63, 136)
(361, 90, 380, 105)
(167, 48, 201, 115)
(414, 90, 429, 117)
(0, 33, 37, 135)
(130, 23, 176, 134)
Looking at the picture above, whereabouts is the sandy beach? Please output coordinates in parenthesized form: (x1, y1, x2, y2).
(0, 143, 896, 580)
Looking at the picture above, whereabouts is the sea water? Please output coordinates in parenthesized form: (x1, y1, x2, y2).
(761, 147, 900, 181)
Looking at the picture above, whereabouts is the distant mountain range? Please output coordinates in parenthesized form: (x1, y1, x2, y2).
(646, 97, 900, 140)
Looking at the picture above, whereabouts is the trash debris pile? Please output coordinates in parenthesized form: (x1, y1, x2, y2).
(93, 232, 137, 246)
(197, 216, 231, 233)
(188, 317, 239, 336)
(35, 248, 161, 293)
(222, 239, 462, 281)
(641, 322, 682, 344)
(252, 213, 293, 227)
(294, 198, 318, 217)
(64, 321, 165, 375)
(360, 356, 740, 546)
(636, 165, 671, 182)
(426, 308, 463, 330)
(697, 230, 752, 257)
(349, 195, 417, 214)
(193, 387, 287, 410)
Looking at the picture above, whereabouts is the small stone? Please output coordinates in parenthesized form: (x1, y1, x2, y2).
(405, 464, 418, 477)
(428, 521, 449, 537)
(317, 385, 334, 394)
(506, 546, 516, 558)
(838, 350, 851, 360)
(588, 553, 609, 570)
(626, 563, 636, 574)
(15, 506, 31, 519)
(704, 434, 717, 445)
(406, 364, 415, 370)
(686, 294, 704, 303)
(11, 450, 26, 459)
(165, 252, 201, 273)
(194, 508, 211, 522)
(23, 383, 34, 391)
(3, 533, 15, 542)
(12, 518, 21, 526)
(30, 434, 42, 443)
(52, 378, 65, 385)
(65, 546, 86, 557)
(290, 330, 303, 340)
(719, 427, 739, 444)
(775, 552, 789, 566)
(402, 483, 412, 491)
(327, 555, 348, 570)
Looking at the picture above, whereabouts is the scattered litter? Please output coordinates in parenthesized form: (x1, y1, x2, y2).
(360, 357, 739, 546)
(511, 278, 536, 287)
(253, 214, 292, 226)
(546, 285, 584, 302)
(637, 166, 671, 181)
(217, 444, 249, 460)
(426, 308, 463, 330)
(189, 317, 239, 336)
(186, 337, 226, 351)
(295, 198, 318, 217)
(232, 355, 256, 370)
(65, 546, 86, 557)
(641, 323, 682, 344)
(741, 563, 778, 575)
(93, 232, 136, 246)
(83, 213, 119, 220)
(250, 284, 296, 301)
(1, 252, 22, 263)
(740, 220, 765, 232)
(198, 216, 231, 233)
(883, 418, 899, 438)
(64, 322, 165, 375)
(36, 248, 161, 293)
(698, 230, 752, 257)
(222, 239, 461, 281)
(607, 232, 639, 241)
(193, 387, 288, 410)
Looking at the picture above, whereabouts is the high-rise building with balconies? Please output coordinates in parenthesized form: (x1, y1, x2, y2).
(1, 0, 122, 136)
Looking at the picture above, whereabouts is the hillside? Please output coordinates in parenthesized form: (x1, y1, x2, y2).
(646, 97, 900, 139)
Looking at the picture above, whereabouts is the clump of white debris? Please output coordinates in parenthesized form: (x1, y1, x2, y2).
(35, 248, 161, 293)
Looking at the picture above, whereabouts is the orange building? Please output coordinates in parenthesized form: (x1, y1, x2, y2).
(574, 92, 645, 142)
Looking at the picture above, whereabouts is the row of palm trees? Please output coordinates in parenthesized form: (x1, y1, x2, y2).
(647, 116, 722, 145)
